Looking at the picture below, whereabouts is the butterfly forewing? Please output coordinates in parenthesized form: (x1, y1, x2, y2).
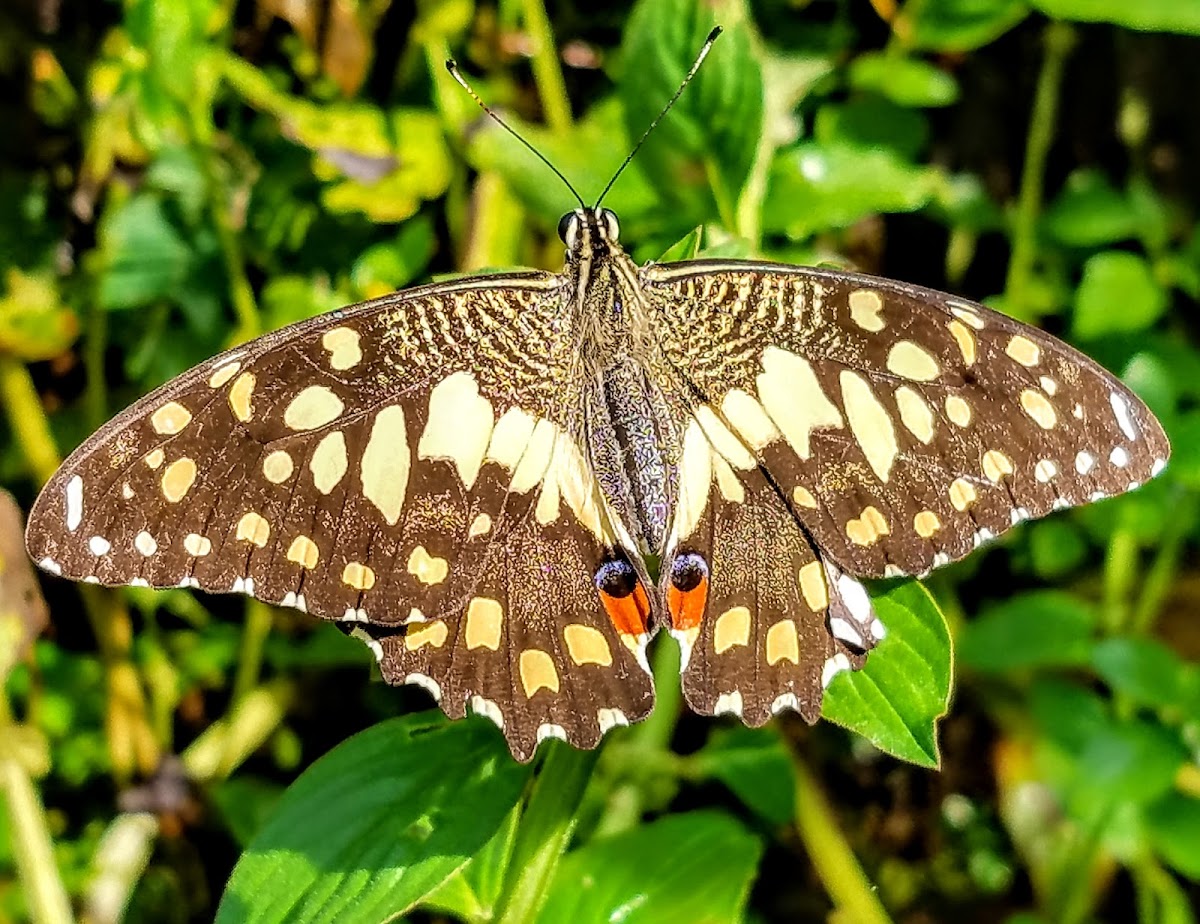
(647, 261, 1170, 580)
(26, 273, 656, 761)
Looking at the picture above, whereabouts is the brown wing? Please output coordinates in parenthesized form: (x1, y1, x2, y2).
(26, 273, 654, 761)
(646, 260, 1170, 580)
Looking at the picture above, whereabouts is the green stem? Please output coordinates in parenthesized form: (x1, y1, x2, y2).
(0, 356, 62, 486)
(230, 600, 273, 704)
(1101, 525, 1137, 636)
(182, 679, 294, 782)
(520, 0, 572, 133)
(494, 743, 599, 924)
(83, 301, 108, 431)
(793, 755, 894, 924)
(1130, 491, 1193, 635)
(1005, 21, 1076, 322)
(0, 758, 75, 924)
(1050, 802, 1111, 924)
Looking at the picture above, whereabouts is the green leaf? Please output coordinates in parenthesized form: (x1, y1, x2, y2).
(1025, 519, 1088, 580)
(210, 777, 285, 848)
(1071, 719, 1186, 808)
(1145, 792, 1200, 879)
(848, 53, 960, 108)
(823, 582, 952, 768)
(905, 0, 1032, 52)
(958, 591, 1096, 672)
(619, 0, 764, 226)
(422, 805, 520, 924)
(1029, 0, 1200, 34)
(0, 268, 78, 361)
(692, 726, 796, 826)
(1042, 170, 1142, 247)
(814, 98, 931, 161)
(535, 812, 762, 924)
(1091, 637, 1198, 710)
(764, 143, 942, 239)
(1072, 251, 1168, 339)
(97, 193, 192, 310)
(215, 715, 530, 924)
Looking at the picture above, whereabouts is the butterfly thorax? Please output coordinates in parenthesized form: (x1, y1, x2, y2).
(561, 209, 679, 556)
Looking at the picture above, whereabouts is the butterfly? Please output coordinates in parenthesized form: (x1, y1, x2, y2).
(25, 34, 1170, 763)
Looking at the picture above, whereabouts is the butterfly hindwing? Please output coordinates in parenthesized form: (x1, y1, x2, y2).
(25, 273, 655, 761)
(646, 261, 1170, 579)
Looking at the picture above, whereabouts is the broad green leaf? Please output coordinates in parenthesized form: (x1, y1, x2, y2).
(848, 53, 960, 108)
(1029, 0, 1200, 34)
(97, 193, 192, 310)
(905, 0, 1032, 52)
(215, 715, 530, 924)
(1071, 719, 1186, 808)
(350, 215, 437, 299)
(692, 726, 795, 826)
(1145, 793, 1200, 879)
(958, 591, 1096, 672)
(1025, 519, 1088, 580)
(764, 143, 942, 239)
(1166, 410, 1200, 488)
(210, 777, 285, 848)
(535, 812, 762, 924)
(620, 0, 764, 226)
(422, 805, 520, 924)
(1091, 637, 1198, 710)
(1042, 170, 1141, 247)
(814, 98, 931, 161)
(1072, 251, 1167, 339)
(823, 582, 951, 768)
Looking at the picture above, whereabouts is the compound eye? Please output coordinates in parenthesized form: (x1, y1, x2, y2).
(599, 208, 620, 241)
(557, 212, 577, 245)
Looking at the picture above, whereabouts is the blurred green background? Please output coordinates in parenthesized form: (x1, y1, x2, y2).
(2, 0, 1199, 921)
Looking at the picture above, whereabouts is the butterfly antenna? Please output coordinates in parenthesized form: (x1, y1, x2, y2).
(446, 59, 588, 211)
(593, 26, 722, 209)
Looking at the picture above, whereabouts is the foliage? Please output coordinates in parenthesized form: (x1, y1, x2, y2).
(0, 0, 1197, 922)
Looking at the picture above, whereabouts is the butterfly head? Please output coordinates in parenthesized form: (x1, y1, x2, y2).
(558, 208, 621, 262)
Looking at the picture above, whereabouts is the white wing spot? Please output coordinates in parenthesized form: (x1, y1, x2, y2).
(134, 531, 157, 556)
(1076, 451, 1097, 475)
(713, 691, 744, 717)
(1110, 392, 1138, 441)
(88, 536, 110, 556)
(405, 673, 442, 702)
(1109, 446, 1130, 467)
(65, 475, 83, 532)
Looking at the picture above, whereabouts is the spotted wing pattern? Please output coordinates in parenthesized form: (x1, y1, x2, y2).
(25, 275, 655, 761)
(647, 260, 1168, 725)
(648, 261, 1170, 580)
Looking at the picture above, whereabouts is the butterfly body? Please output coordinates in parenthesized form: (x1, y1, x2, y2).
(26, 206, 1169, 761)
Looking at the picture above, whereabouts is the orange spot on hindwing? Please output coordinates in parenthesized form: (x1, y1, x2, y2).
(666, 551, 709, 632)
(594, 556, 650, 639)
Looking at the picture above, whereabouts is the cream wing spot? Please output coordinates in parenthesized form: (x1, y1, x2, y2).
(183, 534, 211, 556)
(228, 372, 255, 422)
(846, 506, 890, 546)
(798, 561, 828, 611)
(720, 389, 780, 449)
(949, 304, 986, 329)
(88, 536, 111, 556)
(766, 620, 800, 666)
(757, 347, 843, 459)
(65, 475, 83, 532)
(361, 405, 411, 526)
(519, 649, 560, 698)
(674, 420, 713, 542)
(134, 531, 157, 556)
(468, 513, 492, 538)
(895, 386, 935, 443)
(1005, 335, 1041, 367)
(509, 419, 557, 494)
(465, 597, 503, 651)
(286, 535, 320, 569)
(262, 450, 294, 484)
(235, 512, 270, 547)
(696, 406, 755, 470)
(162, 458, 197, 503)
(982, 450, 1013, 482)
(321, 327, 362, 370)
(405, 620, 448, 651)
(418, 371, 494, 489)
(309, 431, 348, 494)
(486, 406, 537, 471)
(145, 449, 165, 469)
(151, 402, 192, 435)
(848, 289, 886, 331)
(713, 606, 751, 654)
(1076, 451, 1097, 475)
(1020, 389, 1057, 429)
(342, 562, 375, 591)
(792, 486, 818, 508)
(947, 320, 977, 365)
(841, 371, 898, 482)
(208, 361, 240, 388)
(914, 510, 941, 538)
(949, 478, 977, 511)
(407, 546, 449, 585)
(945, 395, 972, 428)
(886, 341, 941, 381)
(713, 456, 744, 503)
(563, 625, 613, 666)
(1035, 459, 1059, 482)
(284, 385, 344, 431)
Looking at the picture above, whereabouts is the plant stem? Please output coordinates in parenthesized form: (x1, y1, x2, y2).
(520, 0, 572, 133)
(0, 355, 61, 485)
(1130, 491, 1193, 634)
(1005, 21, 1076, 321)
(0, 758, 74, 924)
(230, 600, 273, 704)
(793, 755, 894, 924)
(494, 743, 599, 924)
